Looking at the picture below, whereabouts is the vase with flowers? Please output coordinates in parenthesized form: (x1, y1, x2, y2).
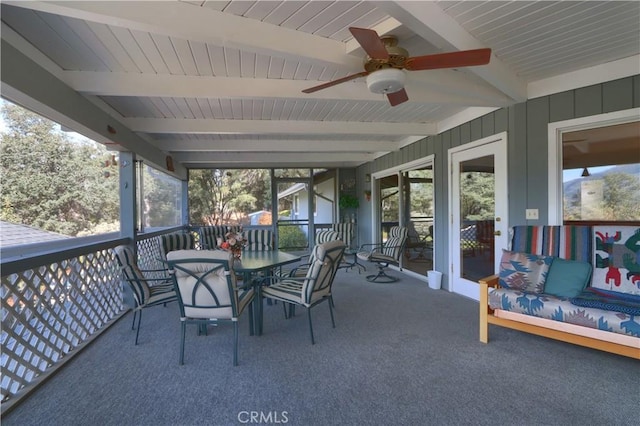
(217, 231, 246, 259)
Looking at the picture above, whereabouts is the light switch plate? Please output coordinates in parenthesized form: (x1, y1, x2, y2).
(526, 209, 539, 220)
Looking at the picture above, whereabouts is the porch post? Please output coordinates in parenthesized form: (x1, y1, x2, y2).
(119, 152, 137, 240)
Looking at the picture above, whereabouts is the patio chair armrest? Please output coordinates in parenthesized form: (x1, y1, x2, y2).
(138, 267, 172, 277)
(122, 276, 173, 286)
(358, 242, 383, 252)
(257, 275, 316, 287)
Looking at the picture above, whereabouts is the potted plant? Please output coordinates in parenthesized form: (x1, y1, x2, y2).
(339, 193, 359, 210)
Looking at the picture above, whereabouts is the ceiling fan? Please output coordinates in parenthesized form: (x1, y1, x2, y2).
(302, 27, 492, 107)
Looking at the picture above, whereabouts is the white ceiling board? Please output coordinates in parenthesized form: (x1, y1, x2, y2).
(2, 1, 638, 170)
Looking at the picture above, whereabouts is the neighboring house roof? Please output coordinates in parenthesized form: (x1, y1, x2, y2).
(0, 221, 71, 249)
(248, 210, 270, 218)
(278, 183, 307, 199)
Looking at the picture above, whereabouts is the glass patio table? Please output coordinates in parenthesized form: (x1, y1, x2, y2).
(233, 250, 302, 335)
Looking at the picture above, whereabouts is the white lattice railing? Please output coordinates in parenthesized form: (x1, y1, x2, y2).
(0, 228, 192, 411)
(1, 240, 128, 409)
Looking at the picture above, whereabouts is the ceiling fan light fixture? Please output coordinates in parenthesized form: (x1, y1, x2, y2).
(366, 68, 405, 94)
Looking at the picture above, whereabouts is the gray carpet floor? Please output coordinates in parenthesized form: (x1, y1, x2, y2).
(3, 268, 639, 426)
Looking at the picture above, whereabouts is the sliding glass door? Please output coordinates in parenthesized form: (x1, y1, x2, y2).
(373, 158, 435, 277)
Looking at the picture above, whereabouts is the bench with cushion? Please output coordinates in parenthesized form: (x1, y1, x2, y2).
(479, 225, 640, 359)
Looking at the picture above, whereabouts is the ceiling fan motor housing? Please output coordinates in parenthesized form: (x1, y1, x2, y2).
(366, 68, 406, 94)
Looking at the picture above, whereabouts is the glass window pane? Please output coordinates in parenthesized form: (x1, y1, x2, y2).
(404, 166, 434, 273)
(460, 156, 495, 281)
(188, 169, 272, 226)
(562, 122, 640, 222)
(0, 99, 120, 246)
(380, 174, 399, 242)
(141, 165, 182, 229)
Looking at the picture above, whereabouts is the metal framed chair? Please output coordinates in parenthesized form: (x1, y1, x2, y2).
(279, 230, 341, 278)
(166, 250, 255, 366)
(357, 226, 408, 283)
(114, 245, 177, 345)
(405, 222, 433, 262)
(260, 240, 345, 344)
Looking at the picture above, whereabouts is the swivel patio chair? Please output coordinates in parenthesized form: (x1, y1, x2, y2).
(404, 222, 433, 263)
(114, 245, 177, 345)
(260, 240, 345, 344)
(166, 249, 255, 366)
(357, 226, 408, 283)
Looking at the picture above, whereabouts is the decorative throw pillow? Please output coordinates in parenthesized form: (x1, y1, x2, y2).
(544, 258, 592, 298)
(499, 250, 553, 293)
(592, 226, 640, 295)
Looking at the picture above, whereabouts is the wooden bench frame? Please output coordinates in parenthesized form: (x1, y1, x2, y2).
(479, 275, 640, 360)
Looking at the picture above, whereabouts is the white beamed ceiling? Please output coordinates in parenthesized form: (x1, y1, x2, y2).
(1, 1, 639, 169)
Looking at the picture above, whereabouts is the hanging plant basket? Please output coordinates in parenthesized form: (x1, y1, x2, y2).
(339, 193, 359, 209)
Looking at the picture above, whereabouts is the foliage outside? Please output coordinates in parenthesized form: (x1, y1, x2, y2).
(563, 167, 640, 221)
(460, 172, 495, 221)
(277, 225, 307, 249)
(142, 166, 182, 229)
(1, 102, 120, 237)
(188, 169, 271, 225)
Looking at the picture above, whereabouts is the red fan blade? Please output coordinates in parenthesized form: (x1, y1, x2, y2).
(349, 27, 389, 60)
(302, 71, 369, 94)
(406, 48, 491, 71)
(387, 89, 409, 106)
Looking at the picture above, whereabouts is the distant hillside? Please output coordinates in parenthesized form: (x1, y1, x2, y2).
(564, 164, 640, 198)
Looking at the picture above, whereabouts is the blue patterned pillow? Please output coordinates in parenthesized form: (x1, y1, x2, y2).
(499, 250, 554, 293)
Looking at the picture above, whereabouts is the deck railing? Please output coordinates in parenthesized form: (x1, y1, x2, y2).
(0, 227, 184, 412)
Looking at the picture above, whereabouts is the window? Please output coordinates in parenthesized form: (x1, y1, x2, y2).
(562, 121, 640, 223)
(188, 169, 272, 226)
(0, 99, 120, 246)
(138, 163, 182, 231)
(549, 109, 640, 225)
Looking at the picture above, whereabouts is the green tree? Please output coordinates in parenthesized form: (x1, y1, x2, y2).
(461, 172, 494, 221)
(1, 103, 119, 236)
(188, 169, 270, 225)
(600, 173, 640, 220)
(143, 166, 181, 228)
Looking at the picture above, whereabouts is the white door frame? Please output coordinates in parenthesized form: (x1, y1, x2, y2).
(371, 156, 435, 279)
(448, 132, 509, 300)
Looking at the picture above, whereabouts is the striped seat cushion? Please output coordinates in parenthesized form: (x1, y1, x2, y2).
(315, 230, 340, 244)
(237, 288, 255, 315)
(332, 223, 354, 247)
(382, 226, 408, 260)
(262, 280, 304, 304)
(243, 229, 273, 251)
(511, 225, 592, 262)
(511, 226, 545, 255)
(198, 226, 228, 250)
(160, 232, 195, 259)
(147, 283, 177, 306)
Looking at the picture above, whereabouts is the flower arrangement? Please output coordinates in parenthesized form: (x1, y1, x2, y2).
(218, 231, 246, 259)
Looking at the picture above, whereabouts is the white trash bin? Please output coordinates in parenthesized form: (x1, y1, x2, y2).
(427, 270, 442, 290)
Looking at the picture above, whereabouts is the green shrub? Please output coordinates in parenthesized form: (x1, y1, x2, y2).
(278, 225, 307, 249)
